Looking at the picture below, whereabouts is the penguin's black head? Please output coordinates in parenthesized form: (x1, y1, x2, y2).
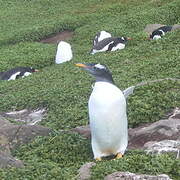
(76, 63, 114, 84)
(117, 37, 132, 44)
(24, 67, 39, 73)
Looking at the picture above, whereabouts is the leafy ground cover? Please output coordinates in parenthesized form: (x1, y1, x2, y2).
(0, 0, 180, 179)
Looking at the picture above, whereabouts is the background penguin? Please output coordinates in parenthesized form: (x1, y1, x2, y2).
(90, 37, 131, 55)
(93, 31, 112, 46)
(76, 63, 128, 160)
(55, 41, 73, 64)
(149, 25, 172, 40)
(0, 67, 39, 81)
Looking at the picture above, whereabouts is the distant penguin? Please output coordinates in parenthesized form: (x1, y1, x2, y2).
(150, 25, 172, 40)
(90, 37, 131, 55)
(55, 41, 73, 64)
(93, 31, 112, 46)
(0, 67, 39, 81)
(76, 63, 128, 160)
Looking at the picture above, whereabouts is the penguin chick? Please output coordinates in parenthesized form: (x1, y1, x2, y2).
(0, 67, 39, 81)
(93, 31, 112, 46)
(76, 63, 128, 160)
(90, 37, 131, 55)
(149, 25, 172, 40)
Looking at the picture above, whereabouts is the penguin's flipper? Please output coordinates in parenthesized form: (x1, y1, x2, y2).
(123, 86, 135, 98)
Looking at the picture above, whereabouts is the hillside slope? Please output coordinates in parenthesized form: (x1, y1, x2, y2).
(0, 0, 179, 179)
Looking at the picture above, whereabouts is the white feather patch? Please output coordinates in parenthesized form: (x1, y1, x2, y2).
(8, 72, 21, 81)
(22, 72, 32, 78)
(95, 63, 106, 69)
(153, 35, 161, 40)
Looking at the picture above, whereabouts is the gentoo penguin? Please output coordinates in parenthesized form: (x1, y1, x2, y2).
(0, 67, 39, 81)
(149, 25, 172, 40)
(90, 37, 131, 55)
(76, 63, 128, 160)
(55, 41, 73, 64)
(93, 31, 112, 46)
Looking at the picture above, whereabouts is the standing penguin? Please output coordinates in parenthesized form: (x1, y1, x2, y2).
(0, 67, 39, 81)
(149, 25, 172, 40)
(76, 63, 128, 160)
(55, 41, 73, 64)
(90, 37, 131, 55)
(93, 31, 112, 46)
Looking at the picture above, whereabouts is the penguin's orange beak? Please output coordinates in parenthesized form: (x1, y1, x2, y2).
(34, 69, 39, 72)
(75, 63, 87, 68)
(127, 37, 132, 40)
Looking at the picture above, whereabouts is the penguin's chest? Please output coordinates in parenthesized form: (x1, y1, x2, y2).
(88, 82, 127, 146)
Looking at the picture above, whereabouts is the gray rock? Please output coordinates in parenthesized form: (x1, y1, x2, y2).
(144, 24, 165, 34)
(1, 108, 46, 125)
(128, 118, 180, 149)
(144, 140, 180, 158)
(0, 115, 51, 168)
(104, 172, 172, 180)
(72, 125, 91, 139)
(169, 107, 180, 119)
(78, 162, 96, 180)
(0, 151, 24, 168)
(171, 24, 180, 31)
(0, 122, 52, 150)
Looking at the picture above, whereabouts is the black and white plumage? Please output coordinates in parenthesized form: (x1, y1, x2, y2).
(0, 67, 39, 81)
(90, 37, 130, 55)
(76, 63, 128, 160)
(150, 25, 172, 40)
(93, 31, 112, 46)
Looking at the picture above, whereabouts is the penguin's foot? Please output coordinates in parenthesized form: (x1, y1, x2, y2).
(95, 157, 102, 161)
(116, 153, 123, 159)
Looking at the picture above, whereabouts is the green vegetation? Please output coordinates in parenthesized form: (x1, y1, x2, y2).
(0, 0, 179, 179)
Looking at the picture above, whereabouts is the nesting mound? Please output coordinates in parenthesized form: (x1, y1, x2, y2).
(39, 30, 73, 44)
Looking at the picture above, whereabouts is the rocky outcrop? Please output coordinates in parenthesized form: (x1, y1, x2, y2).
(144, 140, 180, 158)
(128, 118, 180, 149)
(0, 151, 24, 168)
(104, 172, 172, 180)
(1, 108, 46, 125)
(0, 109, 51, 168)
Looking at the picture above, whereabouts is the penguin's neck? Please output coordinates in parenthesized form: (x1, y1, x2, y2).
(95, 76, 115, 85)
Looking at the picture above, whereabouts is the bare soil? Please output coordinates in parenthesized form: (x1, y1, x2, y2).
(39, 30, 74, 44)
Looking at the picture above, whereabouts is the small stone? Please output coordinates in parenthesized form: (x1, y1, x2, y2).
(78, 162, 96, 180)
(105, 171, 172, 180)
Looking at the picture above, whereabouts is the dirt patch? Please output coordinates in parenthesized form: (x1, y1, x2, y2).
(39, 30, 74, 44)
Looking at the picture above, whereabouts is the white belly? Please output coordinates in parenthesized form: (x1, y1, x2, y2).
(111, 43, 125, 51)
(88, 82, 128, 157)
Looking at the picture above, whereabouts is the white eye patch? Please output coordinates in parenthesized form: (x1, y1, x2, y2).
(121, 37, 125, 40)
(95, 63, 106, 69)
